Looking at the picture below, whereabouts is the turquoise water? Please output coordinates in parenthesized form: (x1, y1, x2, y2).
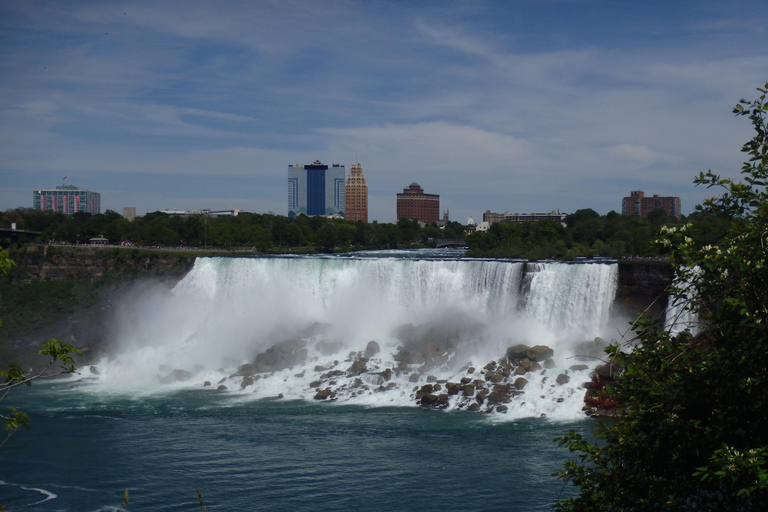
(1, 384, 590, 511)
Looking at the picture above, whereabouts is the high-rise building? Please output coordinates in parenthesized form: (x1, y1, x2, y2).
(621, 190, 681, 219)
(288, 161, 346, 218)
(396, 183, 439, 224)
(33, 185, 101, 215)
(344, 163, 368, 222)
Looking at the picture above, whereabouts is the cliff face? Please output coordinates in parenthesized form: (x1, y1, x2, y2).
(8, 245, 196, 284)
(614, 261, 674, 320)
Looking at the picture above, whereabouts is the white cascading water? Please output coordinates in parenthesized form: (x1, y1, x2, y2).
(81, 255, 622, 420)
(665, 266, 701, 336)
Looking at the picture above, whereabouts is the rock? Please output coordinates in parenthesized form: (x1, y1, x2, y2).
(446, 383, 461, 395)
(526, 345, 554, 362)
(543, 358, 556, 369)
(594, 362, 620, 381)
(569, 364, 589, 371)
(556, 373, 570, 385)
(496, 405, 508, 413)
(314, 389, 333, 400)
(487, 385, 512, 404)
(203, 381, 211, 387)
(467, 403, 481, 412)
(529, 362, 542, 372)
(89, 365, 100, 375)
(467, 367, 475, 374)
(460, 376, 472, 384)
(426, 375, 437, 383)
(346, 358, 368, 375)
(248, 338, 309, 374)
(365, 340, 380, 357)
(241, 376, 254, 389)
(462, 384, 475, 397)
(506, 344, 531, 362)
(513, 365, 528, 376)
(420, 393, 439, 406)
(513, 377, 528, 390)
(217, 385, 228, 391)
(409, 373, 420, 383)
(309, 380, 322, 388)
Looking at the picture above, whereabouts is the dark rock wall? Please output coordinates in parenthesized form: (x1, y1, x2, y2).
(614, 261, 674, 319)
(8, 245, 195, 284)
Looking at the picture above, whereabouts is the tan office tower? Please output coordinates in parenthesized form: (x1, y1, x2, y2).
(344, 163, 368, 222)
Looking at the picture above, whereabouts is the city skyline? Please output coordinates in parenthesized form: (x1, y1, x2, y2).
(2, 1, 768, 222)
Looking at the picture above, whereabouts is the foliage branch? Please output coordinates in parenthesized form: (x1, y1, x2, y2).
(553, 83, 768, 511)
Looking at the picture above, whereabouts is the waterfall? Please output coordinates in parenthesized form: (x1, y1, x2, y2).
(82, 253, 621, 420)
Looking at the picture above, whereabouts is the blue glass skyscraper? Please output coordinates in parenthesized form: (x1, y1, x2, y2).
(288, 161, 345, 218)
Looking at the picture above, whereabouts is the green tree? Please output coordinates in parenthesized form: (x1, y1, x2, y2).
(554, 83, 768, 511)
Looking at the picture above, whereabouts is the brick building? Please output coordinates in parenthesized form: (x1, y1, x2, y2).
(396, 183, 439, 224)
(621, 190, 681, 219)
(344, 163, 368, 222)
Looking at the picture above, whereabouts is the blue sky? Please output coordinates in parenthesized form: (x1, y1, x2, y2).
(1, 0, 767, 223)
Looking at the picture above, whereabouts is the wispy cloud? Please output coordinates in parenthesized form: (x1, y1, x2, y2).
(1, 0, 767, 221)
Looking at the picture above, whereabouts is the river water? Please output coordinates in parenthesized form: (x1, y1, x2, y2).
(2, 249, 619, 511)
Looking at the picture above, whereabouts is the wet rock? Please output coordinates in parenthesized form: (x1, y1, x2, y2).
(446, 383, 461, 395)
(526, 345, 554, 362)
(556, 373, 570, 385)
(346, 358, 368, 375)
(217, 385, 228, 391)
(496, 405, 508, 413)
(203, 381, 211, 387)
(426, 375, 437, 383)
(467, 367, 475, 374)
(543, 358, 556, 369)
(314, 389, 333, 400)
(467, 403, 481, 412)
(569, 364, 589, 371)
(506, 344, 531, 362)
(409, 373, 420, 383)
(89, 365, 100, 375)
(513, 377, 528, 390)
(513, 365, 528, 376)
(460, 376, 472, 384)
(462, 384, 475, 397)
(309, 380, 322, 388)
(241, 376, 254, 389)
(365, 340, 380, 357)
(240, 338, 309, 375)
(594, 362, 620, 380)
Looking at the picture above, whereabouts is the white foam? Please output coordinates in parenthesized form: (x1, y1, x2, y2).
(83, 255, 620, 419)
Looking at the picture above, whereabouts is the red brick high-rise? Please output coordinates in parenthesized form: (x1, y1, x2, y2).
(621, 190, 681, 219)
(396, 183, 439, 224)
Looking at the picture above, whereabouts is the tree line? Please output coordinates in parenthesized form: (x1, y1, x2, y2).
(1, 205, 730, 258)
(0, 209, 466, 252)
